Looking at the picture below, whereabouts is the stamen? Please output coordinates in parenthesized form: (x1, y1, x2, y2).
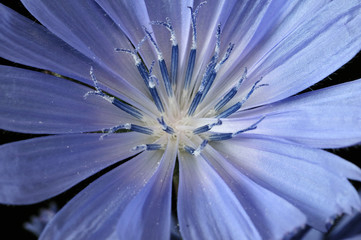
(115, 44, 165, 113)
(102, 123, 153, 139)
(115, 35, 148, 65)
(214, 23, 221, 59)
(184, 1, 207, 90)
(214, 68, 247, 111)
(188, 1, 207, 49)
(208, 116, 265, 141)
(171, 45, 178, 86)
(84, 67, 143, 119)
(138, 61, 165, 112)
(187, 24, 220, 108)
(193, 119, 222, 134)
(132, 144, 163, 151)
(151, 18, 179, 87)
(157, 116, 175, 134)
(187, 41, 234, 116)
(184, 49, 196, 90)
(129, 124, 154, 135)
(148, 61, 160, 88)
(200, 42, 234, 102)
(217, 78, 268, 118)
(144, 27, 173, 97)
(187, 89, 203, 116)
(184, 139, 208, 156)
(150, 17, 177, 46)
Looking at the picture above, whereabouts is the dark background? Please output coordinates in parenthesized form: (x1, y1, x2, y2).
(1, 1, 361, 239)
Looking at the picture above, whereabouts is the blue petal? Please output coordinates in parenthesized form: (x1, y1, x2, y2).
(247, 0, 361, 106)
(96, 0, 193, 96)
(0, 66, 139, 134)
(200, 141, 307, 240)
(95, 0, 157, 69)
(0, 4, 156, 112)
(116, 140, 178, 240)
(20, 0, 134, 70)
(177, 151, 262, 240)
(212, 137, 361, 231)
(39, 150, 167, 240)
(0, 132, 148, 204)
(145, 0, 193, 80)
(208, 0, 361, 109)
(218, 79, 361, 148)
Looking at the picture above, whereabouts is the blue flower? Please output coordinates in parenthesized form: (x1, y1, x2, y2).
(1, 1, 361, 239)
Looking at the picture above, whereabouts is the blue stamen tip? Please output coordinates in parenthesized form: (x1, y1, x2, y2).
(132, 144, 162, 151)
(208, 116, 265, 141)
(157, 117, 175, 134)
(193, 119, 222, 134)
(184, 139, 208, 156)
(187, 91, 203, 116)
(184, 49, 196, 90)
(85, 67, 143, 120)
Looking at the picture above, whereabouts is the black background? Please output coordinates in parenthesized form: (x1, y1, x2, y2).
(1, 1, 361, 239)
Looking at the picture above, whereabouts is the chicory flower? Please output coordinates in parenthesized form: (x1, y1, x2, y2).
(1, 1, 361, 239)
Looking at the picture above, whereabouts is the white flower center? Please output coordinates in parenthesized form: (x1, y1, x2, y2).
(85, 1, 266, 155)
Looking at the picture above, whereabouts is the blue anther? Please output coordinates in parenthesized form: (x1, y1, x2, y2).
(132, 144, 162, 151)
(157, 117, 175, 134)
(130, 124, 154, 135)
(104, 123, 153, 135)
(200, 71, 216, 102)
(112, 99, 143, 120)
(136, 61, 151, 85)
(145, 144, 162, 150)
(214, 68, 247, 111)
(192, 125, 210, 135)
(208, 132, 233, 141)
(137, 62, 164, 112)
(184, 1, 206, 90)
(151, 18, 178, 87)
(184, 145, 196, 155)
(85, 67, 143, 120)
(149, 88, 164, 112)
(208, 116, 265, 141)
(187, 90, 203, 116)
(193, 119, 222, 134)
(171, 45, 178, 86)
(214, 86, 238, 111)
(184, 49, 196, 90)
(199, 42, 234, 103)
(202, 44, 234, 102)
(184, 139, 209, 156)
(159, 59, 173, 97)
(216, 102, 242, 118)
(148, 60, 160, 87)
(144, 27, 173, 97)
(198, 24, 223, 103)
(102, 123, 152, 139)
(115, 37, 165, 113)
(199, 55, 217, 89)
(188, 52, 219, 115)
(216, 78, 267, 118)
